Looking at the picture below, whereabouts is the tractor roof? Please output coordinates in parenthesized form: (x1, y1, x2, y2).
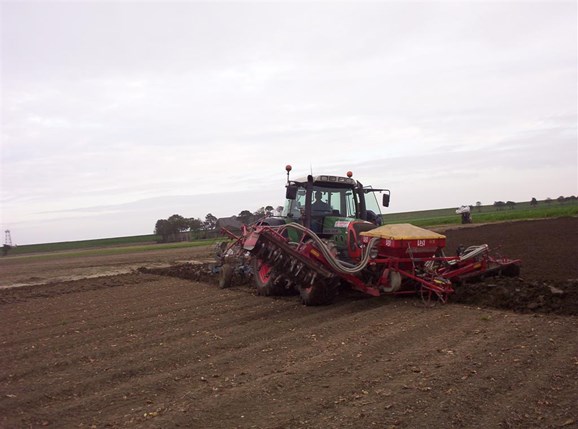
(292, 174, 358, 187)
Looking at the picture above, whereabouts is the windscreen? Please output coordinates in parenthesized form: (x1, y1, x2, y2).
(283, 185, 359, 219)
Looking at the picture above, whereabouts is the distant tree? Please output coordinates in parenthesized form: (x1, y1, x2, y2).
(493, 201, 506, 210)
(155, 214, 192, 243)
(237, 210, 254, 225)
(188, 218, 204, 232)
(530, 197, 538, 207)
(557, 196, 566, 204)
(506, 201, 516, 209)
(545, 197, 552, 205)
(167, 214, 189, 232)
(204, 213, 218, 230)
(254, 207, 266, 218)
(475, 201, 482, 212)
(154, 219, 173, 243)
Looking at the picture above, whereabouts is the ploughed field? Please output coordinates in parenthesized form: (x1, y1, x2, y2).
(0, 217, 576, 428)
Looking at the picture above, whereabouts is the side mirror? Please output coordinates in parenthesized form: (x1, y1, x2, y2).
(382, 193, 390, 207)
(286, 184, 298, 200)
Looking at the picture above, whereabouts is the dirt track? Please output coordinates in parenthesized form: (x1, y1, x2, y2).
(0, 218, 577, 428)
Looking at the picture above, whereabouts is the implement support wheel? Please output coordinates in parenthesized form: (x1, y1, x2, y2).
(299, 281, 336, 306)
(219, 263, 233, 289)
(502, 263, 521, 277)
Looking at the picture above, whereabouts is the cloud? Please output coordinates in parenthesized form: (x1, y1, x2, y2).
(1, 1, 576, 244)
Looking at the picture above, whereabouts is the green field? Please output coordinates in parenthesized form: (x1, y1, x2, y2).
(383, 201, 578, 227)
(4, 200, 577, 257)
(4, 235, 222, 258)
(8, 234, 160, 255)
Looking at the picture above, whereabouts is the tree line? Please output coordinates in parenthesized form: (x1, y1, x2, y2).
(472, 196, 577, 212)
(494, 195, 576, 210)
(154, 213, 217, 243)
(154, 206, 277, 243)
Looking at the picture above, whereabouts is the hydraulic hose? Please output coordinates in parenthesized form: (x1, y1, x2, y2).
(275, 223, 380, 275)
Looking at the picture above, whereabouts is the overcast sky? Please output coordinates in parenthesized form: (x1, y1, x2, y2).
(1, 0, 577, 245)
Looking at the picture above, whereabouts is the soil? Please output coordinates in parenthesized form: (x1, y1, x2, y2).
(443, 216, 578, 316)
(0, 217, 576, 428)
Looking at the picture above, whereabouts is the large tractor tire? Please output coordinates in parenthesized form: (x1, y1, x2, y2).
(253, 258, 282, 296)
(298, 281, 337, 306)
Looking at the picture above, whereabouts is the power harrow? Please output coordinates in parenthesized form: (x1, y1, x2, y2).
(218, 221, 521, 306)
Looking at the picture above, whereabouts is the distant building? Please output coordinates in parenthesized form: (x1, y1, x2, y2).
(216, 217, 243, 233)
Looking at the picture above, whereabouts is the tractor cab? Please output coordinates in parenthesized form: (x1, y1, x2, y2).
(281, 166, 390, 255)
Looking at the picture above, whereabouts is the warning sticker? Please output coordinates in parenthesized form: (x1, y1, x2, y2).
(334, 221, 351, 228)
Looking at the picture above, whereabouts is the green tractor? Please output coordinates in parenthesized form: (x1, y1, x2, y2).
(261, 165, 389, 243)
(249, 165, 390, 302)
(286, 165, 387, 233)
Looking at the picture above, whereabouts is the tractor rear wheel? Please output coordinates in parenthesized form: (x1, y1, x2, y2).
(253, 258, 282, 296)
(299, 281, 336, 306)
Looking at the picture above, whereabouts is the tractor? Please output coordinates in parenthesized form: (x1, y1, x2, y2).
(218, 166, 520, 306)
(259, 165, 390, 250)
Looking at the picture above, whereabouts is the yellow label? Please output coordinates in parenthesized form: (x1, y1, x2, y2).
(311, 249, 320, 258)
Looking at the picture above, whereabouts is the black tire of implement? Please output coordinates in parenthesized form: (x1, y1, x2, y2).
(298, 281, 337, 306)
(502, 263, 521, 277)
(219, 263, 233, 289)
